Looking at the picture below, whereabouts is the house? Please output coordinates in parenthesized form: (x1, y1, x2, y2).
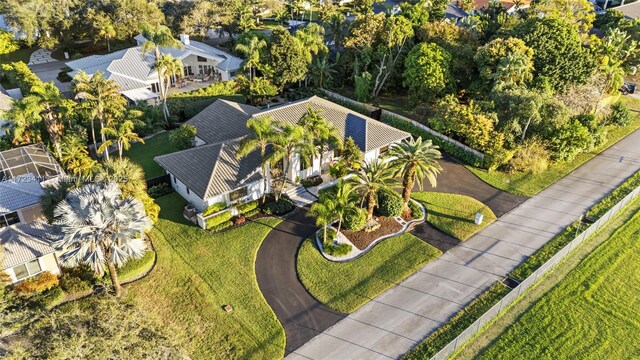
(0, 144, 65, 284)
(65, 34, 243, 103)
(155, 96, 410, 226)
(446, 0, 530, 21)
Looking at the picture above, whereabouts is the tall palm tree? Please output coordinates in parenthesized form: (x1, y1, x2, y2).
(141, 25, 183, 120)
(28, 82, 65, 158)
(308, 199, 337, 242)
(154, 53, 184, 124)
(237, 116, 278, 201)
(235, 35, 267, 81)
(310, 55, 336, 88)
(350, 159, 397, 221)
(73, 71, 125, 157)
(53, 183, 152, 296)
(5, 97, 43, 145)
(388, 137, 442, 210)
(325, 11, 347, 51)
(295, 23, 328, 63)
(60, 130, 99, 177)
(267, 123, 313, 200)
(298, 106, 342, 151)
(330, 179, 358, 233)
(98, 119, 145, 159)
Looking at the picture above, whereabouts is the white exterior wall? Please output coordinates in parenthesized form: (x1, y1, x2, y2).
(169, 174, 207, 211)
(4, 253, 60, 284)
(196, 179, 265, 228)
(181, 54, 220, 75)
(364, 148, 380, 164)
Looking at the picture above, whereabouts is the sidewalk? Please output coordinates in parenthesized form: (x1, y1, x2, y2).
(286, 129, 640, 360)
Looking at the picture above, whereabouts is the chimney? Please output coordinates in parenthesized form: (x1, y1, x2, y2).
(179, 34, 190, 46)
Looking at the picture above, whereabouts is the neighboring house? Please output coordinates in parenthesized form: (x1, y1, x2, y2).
(446, 0, 530, 21)
(155, 96, 410, 224)
(0, 144, 65, 284)
(0, 222, 62, 284)
(65, 34, 243, 103)
(0, 91, 13, 136)
(616, 2, 640, 18)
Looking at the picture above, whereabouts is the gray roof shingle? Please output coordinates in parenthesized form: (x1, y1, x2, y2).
(0, 222, 61, 269)
(185, 99, 260, 144)
(155, 138, 263, 199)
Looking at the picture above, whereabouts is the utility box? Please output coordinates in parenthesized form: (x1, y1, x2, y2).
(475, 213, 484, 225)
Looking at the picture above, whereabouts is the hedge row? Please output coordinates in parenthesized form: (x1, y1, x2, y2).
(381, 115, 484, 167)
(206, 210, 233, 229)
(236, 200, 259, 214)
(203, 202, 227, 217)
(1, 62, 43, 95)
(210, 220, 234, 232)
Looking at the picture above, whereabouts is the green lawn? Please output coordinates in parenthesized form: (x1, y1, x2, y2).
(297, 233, 442, 313)
(412, 192, 496, 241)
(0, 47, 36, 66)
(123, 131, 179, 179)
(126, 193, 285, 359)
(476, 209, 640, 360)
(467, 116, 640, 197)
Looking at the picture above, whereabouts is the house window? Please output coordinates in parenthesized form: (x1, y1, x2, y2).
(12, 259, 41, 281)
(173, 175, 177, 184)
(186, 188, 190, 195)
(183, 66, 193, 76)
(197, 56, 207, 62)
(0, 211, 20, 229)
(151, 83, 160, 93)
(228, 186, 248, 202)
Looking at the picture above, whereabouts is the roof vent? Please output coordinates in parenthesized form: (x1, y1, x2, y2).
(179, 34, 190, 46)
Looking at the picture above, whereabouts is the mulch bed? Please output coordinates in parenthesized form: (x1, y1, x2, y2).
(342, 217, 403, 250)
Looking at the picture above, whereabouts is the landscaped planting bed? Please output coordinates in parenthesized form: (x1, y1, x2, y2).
(298, 233, 442, 313)
(342, 216, 402, 250)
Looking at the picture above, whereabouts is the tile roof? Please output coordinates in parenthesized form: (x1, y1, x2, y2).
(0, 222, 61, 269)
(619, 2, 640, 19)
(0, 174, 43, 213)
(184, 99, 260, 144)
(155, 138, 263, 199)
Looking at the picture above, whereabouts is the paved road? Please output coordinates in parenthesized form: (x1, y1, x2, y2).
(255, 207, 345, 355)
(287, 129, 640, 360)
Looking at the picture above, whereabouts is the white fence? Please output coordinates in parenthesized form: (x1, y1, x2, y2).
(430, 184, 640, 360)
(320, 89, 485, 162)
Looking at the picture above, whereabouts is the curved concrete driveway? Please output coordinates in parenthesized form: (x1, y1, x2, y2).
(255, 207, 345, 355)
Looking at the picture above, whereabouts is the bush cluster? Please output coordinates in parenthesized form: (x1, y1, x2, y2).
(236, 200, 259, 214)
(59, 272, 92, 294)
(147, 183, 173, 199)
(608, 102, 633, 127)
(262, 196, 295, 215)
(300, 176, 323, 187)
(321, 229, 352, 257)
(343, 208, 368, 231)
(169, 125, 197, 151)
(408, 200, 424, 219)
(14, 271, 60, 295)
(206, 210, 233, 229)
(376, 190, 404, 217)
(244, 208, 261, 218)
(209, 220, 233, 232)
(202, 202, 227, 217)
(31, 286, 65, 309)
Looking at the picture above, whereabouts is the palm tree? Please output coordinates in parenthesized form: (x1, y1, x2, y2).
(388, 137, 442, 210)
(235, 35, 267, 81)
(53, 183, 153, 296)
(267, 123, 313, 200)
(28, 82, 65, 158)
(73, 71, 125, 157)
(60, 130, 99, 177)
(154, 53, 184, 124)
(308, 199, 337, 242)
(98, 21, 116, 53)
(494, 52, 534, 90)
(298, 106, 342, 150)
(141, 25, 183, 120)
(274, 7, 290, 25)
(350, 159, 397, 221)
(98, 119, 145, 159)
(325, 11, 347, 51)
(237, 116, 278, 201)
(310, 55, 336, 88)
(330, 179, 358, 233)
(5, 97, 43, 145)
(295, 23, 328, 63)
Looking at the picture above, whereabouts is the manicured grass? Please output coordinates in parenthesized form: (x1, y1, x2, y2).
(297, 233, 442, 313)
(0, 47, 36, 65)
(123, 131, 179, 179)
(126, 193, 285, 359)
(117, 250, 156, 283)
(467, 117, 640, 197)
(412, 192, 496, 241)
(619, 95, 640, 111)
(403, 283, 511, 360)
(476, 209, 640, 360)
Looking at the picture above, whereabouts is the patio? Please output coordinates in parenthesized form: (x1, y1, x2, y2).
(167, 75, 222, 96)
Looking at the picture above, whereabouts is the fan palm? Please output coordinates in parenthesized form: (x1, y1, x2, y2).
(235, 35, 267, 81)
(350, 159, 397, 220)
(237, 116, 278, 201)
(53, 183, 152, 296)
(388, 137, 442, 210)
(141, 25, 183, 120)
(72, 71, 125, 157)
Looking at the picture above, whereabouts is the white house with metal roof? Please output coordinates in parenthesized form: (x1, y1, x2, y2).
(65, 34, 243, 103)
(155, 96, 410, 225)
(0, 144, 65, 284)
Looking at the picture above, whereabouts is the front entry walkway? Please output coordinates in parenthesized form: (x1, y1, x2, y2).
(286, 130, 640, 359)
(255, 207, 345, 355)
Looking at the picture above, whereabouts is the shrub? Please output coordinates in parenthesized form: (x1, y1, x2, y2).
(209, 220, 234, 232)
(31, 286, 65, 309)
(233, 215, 246, 226)
(147, 183, 173, 199)
(14, 271, 60, 295)
(321, 229, 352, 257)
(408, 200, 424, 219)
(509, 139, 550, 174)
(329, 161, 348, 179)
(318, 185, 338, 200)
(608, 102, 633, 126)
(205, 210, 233, 229)
(354, 71, 372, 102)
(169, 125, 197, 150)
(262, 196, 295, 215)
(550, 120, 591, 162)
(300, 176, 323, 188)
(244, 208, 261, 218)
(59, 272, 92, 294)
(57, 70, 72, 83)
(202, 202, 227, 217)
(343, 208, 367, 231)
(236, 200, 259, 214)
(376, 189, 403, 217)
